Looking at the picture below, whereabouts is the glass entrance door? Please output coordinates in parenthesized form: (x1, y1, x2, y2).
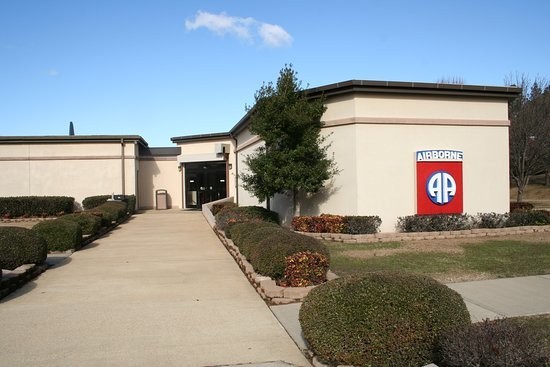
(184, 161, 227, 208)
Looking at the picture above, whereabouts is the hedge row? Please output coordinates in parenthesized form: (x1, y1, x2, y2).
(229, 221, 330, 282)
(397, 211, 550, 232)
(82, 194, 136, 214)
(292, 214, 382, 234)
(216, 206, 329, 285)
(86, 201, 129, 226)
(60, 213, 102, 236)
(33, 219, 82, 252)
(0, 196, 74, 218)
(215, 205, 279, 232)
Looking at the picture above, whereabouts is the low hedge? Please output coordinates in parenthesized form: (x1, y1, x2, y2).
(126, 195, 136, 215)
(87, 201, 128, 225)
(343, 215, 382, 234)
(82, 195, 111, 210)
(291, 214, 382, 234)
(506, 210, 550, 227)
(215, 205, 279, 231)
(436, 318, 549, 367)
(397, 211, 550, 232)
(510, 201, 535, 212)
(82, 194, 136, 215)
(212, 201, 238, 216)
(396, 214, 473, 232)
(249, 230, 330, 280)
(32, 219, 82, 252)
(60, 213, 102, 235)
(232, 224, 285, 259)
(299, 272, 471, 367)
(0, 196, 74, 218)
(0, 227, 48, 270)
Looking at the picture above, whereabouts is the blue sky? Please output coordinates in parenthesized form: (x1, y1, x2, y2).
(1, 0, 548, 146)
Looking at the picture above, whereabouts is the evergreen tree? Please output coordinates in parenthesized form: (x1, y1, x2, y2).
(241, 65, 338, 214)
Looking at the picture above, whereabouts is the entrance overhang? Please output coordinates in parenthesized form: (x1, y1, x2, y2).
(177, 153, 223, 164)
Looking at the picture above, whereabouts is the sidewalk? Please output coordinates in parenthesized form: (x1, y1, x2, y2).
(0, 210, 309, 367)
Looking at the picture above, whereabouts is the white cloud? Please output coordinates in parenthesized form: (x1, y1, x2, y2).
(259, 23, 293, 47)
(47, 69, 59, 77)
(185, 11, 292, 48)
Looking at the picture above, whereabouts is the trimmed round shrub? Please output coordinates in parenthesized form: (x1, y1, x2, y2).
(32, 219, 82, 252)
(299, 272, 471, 367)
(249, 230, 329, 279)
(60, 213, 101, 235)
(436, 318, 549, 367)
(227, 220, 279, 240)
(234, 225, 285, 260)
(88, 201, 128, 224)
(82, 195, 111, 210)
(225, 219, 279, 239)
(0, 227, 47, 270)
(215, 206, 279, 231)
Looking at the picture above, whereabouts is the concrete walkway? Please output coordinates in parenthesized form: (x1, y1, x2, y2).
(447, 274, 550, 321)
(0, 210, 310, 367)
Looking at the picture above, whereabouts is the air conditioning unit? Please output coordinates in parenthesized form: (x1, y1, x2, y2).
(215, 143, 230, 155)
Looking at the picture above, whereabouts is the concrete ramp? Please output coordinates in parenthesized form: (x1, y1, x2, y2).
(0, 210, 309, 367)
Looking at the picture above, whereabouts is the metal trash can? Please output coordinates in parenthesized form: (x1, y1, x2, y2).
(155, 189, 168, 210)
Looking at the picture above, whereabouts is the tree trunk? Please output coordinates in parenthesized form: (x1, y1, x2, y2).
(266, 197, 270, 211)
(546, 169, 549, 186)
(516, 187, 524, 203)
(515, 175, 529, 202)
(292, 189, 300, 217)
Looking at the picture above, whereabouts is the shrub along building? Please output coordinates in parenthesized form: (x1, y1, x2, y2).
(0, 80, 520, 232)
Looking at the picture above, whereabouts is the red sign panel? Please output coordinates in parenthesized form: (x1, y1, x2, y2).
(416, 150, 463, 215)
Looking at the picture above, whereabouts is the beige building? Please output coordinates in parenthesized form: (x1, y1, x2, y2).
(0, 80, 520, 231)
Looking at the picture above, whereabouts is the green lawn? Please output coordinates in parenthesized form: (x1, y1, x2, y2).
(327, 238, 550, 282)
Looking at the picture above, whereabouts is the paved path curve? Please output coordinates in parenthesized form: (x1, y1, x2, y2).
(0, 210, 309, 367)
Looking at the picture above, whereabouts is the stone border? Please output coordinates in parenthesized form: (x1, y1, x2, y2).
(297, 225, 550, 243)
(0, 263, 48, 300)
(214, 229, 337, 304)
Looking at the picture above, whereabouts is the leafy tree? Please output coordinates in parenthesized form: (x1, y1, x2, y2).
(506, 74, 550, 201)
(241, 65, 338, 214)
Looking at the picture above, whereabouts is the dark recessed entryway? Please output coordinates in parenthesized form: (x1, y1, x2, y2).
(184, 161, 227, 208)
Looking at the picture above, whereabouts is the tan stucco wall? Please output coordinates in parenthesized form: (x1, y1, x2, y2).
(235, 92, 511, 232)
(323, 94, 509, 122)
(138, 158, 182, 209)
(0, 142, 139, 210)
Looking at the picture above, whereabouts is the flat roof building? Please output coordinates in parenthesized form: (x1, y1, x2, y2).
(0, 80, 521, 231)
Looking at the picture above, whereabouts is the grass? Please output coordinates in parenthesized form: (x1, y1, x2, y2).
(327, 234, 550, 283)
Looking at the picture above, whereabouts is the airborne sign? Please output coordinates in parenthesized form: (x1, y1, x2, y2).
(416, 150, 463, 215)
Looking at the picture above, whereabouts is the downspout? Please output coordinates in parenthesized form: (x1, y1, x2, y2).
(231, 134, 239, 205)
(121, 138, 125, 195)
